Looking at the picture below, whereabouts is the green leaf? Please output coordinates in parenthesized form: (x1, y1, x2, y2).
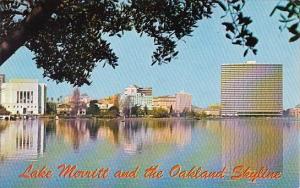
(222, 22, 235, 33)
(270, 7, 277, 16)
(225, 33, 232, 39)
(289, 35, 300, 42)
(275, 5, 289, 12)
(216, 1, 227, 11)
(253, 49, 257, 55)
(288, 23, 298, 35)
(243, 49, 249, 57)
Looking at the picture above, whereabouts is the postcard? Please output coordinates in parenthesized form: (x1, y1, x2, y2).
(0, 0, 299, 187)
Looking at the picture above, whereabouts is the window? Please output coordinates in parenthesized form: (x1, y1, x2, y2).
(27, 91, 30, 103)
(23, 91, 26, 103)
(20, 91, 22, 103)
(31, 91, 33, 103)
(17, 91, 19, 103)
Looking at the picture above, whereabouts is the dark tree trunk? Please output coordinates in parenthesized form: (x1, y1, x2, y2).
(0, 0, 61, 65)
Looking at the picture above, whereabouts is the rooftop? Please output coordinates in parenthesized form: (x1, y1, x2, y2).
(245, 61, 256, 64)
(9, 79, 38, 83)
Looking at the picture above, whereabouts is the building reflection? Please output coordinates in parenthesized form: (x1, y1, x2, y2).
(55, 120, 91, 150)
(52, 119, 192, 154)
(0, 120, 45, 161)
(117, 119, 192, 154)
(221, 118, 283, 172)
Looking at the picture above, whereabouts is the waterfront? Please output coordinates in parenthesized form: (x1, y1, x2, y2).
(0, 118, 299, 187)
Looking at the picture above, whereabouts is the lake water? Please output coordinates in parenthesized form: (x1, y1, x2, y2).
(0, 118, 299, 187)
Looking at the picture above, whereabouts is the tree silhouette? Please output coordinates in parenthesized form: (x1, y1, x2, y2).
(0, 0, 299, 86)
(86, 100, 100, 115)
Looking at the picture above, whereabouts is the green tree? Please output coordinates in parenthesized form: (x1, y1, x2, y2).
(131, 105, 140, 117)
(151, 108, 169, 118)
(109, 106, 119, 117)
(46, 102, 57, 115)
(144, 105, 148, 115)
(195, 111, 209, 119)
(1, 1, 298, 86)
(0, 105, 10, 115)
(169, 105, 173, 115)
(86, 100, 100, 115)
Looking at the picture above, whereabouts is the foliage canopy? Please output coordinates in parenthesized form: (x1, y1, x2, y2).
(0, 0, 299, 86)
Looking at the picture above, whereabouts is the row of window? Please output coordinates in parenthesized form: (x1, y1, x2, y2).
(7, 105, 38, 109)
(16, 91, 34, 104)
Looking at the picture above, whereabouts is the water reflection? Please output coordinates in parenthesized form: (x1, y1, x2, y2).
(0, 118, 298, 182)
(220, 118, 283, 172)
(117, 119, 192, 154)
(51, 119, 192, 154)
(0, 120, 45, 161)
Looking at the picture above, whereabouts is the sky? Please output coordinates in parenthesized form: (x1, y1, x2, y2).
(0, 1, 299, 109)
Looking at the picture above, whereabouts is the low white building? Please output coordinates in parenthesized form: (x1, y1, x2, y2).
(0, 79, 46, 115)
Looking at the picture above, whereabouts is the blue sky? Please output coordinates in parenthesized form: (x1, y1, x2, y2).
(0, 1, 299, 108)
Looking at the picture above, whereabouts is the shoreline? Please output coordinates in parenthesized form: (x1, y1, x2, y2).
(1, 115, 296, 121)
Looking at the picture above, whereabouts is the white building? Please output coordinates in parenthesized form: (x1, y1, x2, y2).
(120, 85, 153, 114)
(0, 74, 5, 104)
(0, 79, 46, 115)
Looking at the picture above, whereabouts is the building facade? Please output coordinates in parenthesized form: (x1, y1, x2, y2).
(221, 61, 283, 116)
(120, 85, 153, 113)
(153, 92, 192, 114)
(0, 74, 5, 104)
(56, 103, 72, 115)
(98, 94, 120, 110)
(0, 79, 46, 115)
(286, 105, 300, 117)
(153, 95, 176, 111)
(60, 88, 87, 116)
(175, 91, 192, 113)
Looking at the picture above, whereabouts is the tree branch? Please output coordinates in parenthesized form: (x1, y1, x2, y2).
(0, 0, 61, 65)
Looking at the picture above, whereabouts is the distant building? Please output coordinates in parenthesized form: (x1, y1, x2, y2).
(221, 61, 283, 116)
(0, 74, 5, 104)
(205, 104, 221, 116)
(68, 88, 87, 116)
(191, 104, 221, 117)
(153, 95, 176, 112)
(98, 94, 120, 110)
(120, 85, 153, 114)
(0, 79, 46, 115)
(80, 93, 92, 104)
(175, 91, 192, 113)
(64, 92, 91, 105)
(59, 88, 88, 116)
(0, 74, 5, 85)
(153, 91, 192, 114)
(56, 103, 72, 115)
(124, 85, 152, 96)
(286, 105, 300, 117)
